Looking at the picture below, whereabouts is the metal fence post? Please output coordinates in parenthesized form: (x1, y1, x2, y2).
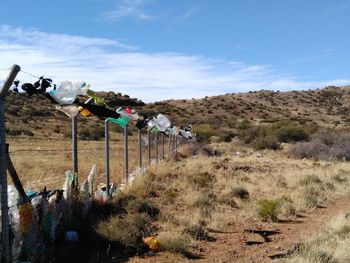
(137, 129, 142, 168)
(72, 116, 78, 176)
(105, 119, 110, 196)
(155, 132, 158, 162)
(147, 130, 151, 165)
(161, 133, 165, 159)
(168, 134, 172, 157)
(124, 125, 129, 183)
(1, 64, 21, 263)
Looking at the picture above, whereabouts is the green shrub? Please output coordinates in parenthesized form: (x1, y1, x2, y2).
(193, 125, 217, 144)
(253, 135, 281, 150)
(276, 126, 309, 142)
(258, 199, 280, 222)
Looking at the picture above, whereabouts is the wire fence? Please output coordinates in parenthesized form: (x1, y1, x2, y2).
(0, 65, 187, 262)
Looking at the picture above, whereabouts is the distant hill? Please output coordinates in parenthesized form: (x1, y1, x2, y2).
(140, 85, 350, 129)
(4, 85, 350, 139)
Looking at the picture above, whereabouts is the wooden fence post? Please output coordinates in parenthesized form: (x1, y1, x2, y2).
(0, 64, 21, 263)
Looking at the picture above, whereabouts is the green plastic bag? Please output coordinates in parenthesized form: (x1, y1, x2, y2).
(108, 116, 130, 128)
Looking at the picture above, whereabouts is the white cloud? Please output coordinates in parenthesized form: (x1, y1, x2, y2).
(0, 25, 349, 102)
(104, 0, 158, 21)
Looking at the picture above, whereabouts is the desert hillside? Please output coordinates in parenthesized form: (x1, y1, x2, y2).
(4, 85, 350, 140)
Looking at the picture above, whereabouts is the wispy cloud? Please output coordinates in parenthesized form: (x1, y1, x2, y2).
(0, 25, 348, 102)
(175, 6, 198, 21)
(104, 0, 158, 21)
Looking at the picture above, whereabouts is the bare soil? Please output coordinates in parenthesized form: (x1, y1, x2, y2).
(127, 193, 350, 263)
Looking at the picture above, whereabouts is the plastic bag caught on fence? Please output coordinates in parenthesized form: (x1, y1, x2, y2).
(88, 164, 96, 196)
(149, 114, 171, 132)
(108, 116, 130, 128)
(56, 105, 80, 118)
(49, 80, 88, 105)
(116, 107, 140, 121)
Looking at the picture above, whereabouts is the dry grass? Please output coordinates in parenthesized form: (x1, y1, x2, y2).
(277, 212, 350, 263)
(7, 134, 171, 190)
(7, 136, 350, 258)
(117, 142, 350, 257)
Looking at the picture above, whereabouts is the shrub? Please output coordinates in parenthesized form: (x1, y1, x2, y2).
(158, 234, 191, 256)
(230, 186, 249, 199)
(96, 213, 151, 248)
(275, 126, 309, 142)
(253, 135, 281, 150)
(289, 130, 350, 161)
(188, 172, 215, 189)
(258, 199, 279, 222)
(192, 192, 215, 218)
(184, 221, 211, 241)
(193, 125, 217, 144)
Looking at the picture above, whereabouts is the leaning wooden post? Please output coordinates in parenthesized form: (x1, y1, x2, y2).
(124, 124, 129, 183)
(137, 129, 142, 168)
(72, 115, 78, 176)
(161, 133, 165, 159)
(155, 132, 158, 162)
(105, 119, 110, 196)
(147, 129, 151, 165)
(0, 64, 20, 263)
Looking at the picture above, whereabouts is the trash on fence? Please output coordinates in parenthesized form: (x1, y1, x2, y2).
(49, 80, 87, 105)
(108, 116, 130, 128)
(56, 105, 79, 118)
(87, 164, 96, 197)
(116, 107, 140, 121)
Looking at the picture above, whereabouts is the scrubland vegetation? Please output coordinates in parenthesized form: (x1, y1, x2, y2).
(6, 86, 350, 261)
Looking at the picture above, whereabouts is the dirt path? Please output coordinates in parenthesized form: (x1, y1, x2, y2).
(128, 193, 350, 263)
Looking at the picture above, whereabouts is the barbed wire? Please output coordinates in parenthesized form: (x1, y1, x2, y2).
(20, 70, 41, 79)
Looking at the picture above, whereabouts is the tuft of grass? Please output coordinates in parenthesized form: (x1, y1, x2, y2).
(184, 221, 211, 241)
(230, 186, 250, 199)
(258, 199, 280, 222)
(332, 174, 348, 183)
(96, 213, 151, 249)
(188, 172, 216, 189)
(158, 233, 192, 256)
(298, 175, 322, 186)
(162, 189, 178, 204)
(192, 192, 216, 218)
(127, 198, 160, 220)
(301, 186, 326, 208)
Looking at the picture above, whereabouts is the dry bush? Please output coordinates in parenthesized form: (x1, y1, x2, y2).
(290, 130, 350, 161)
(257, 199, 280, 222)
(192, 192, 216, 218)
(157, 232, 192, 256)
(230, 186, 250, 199)
(184, 221, 212, 241)
(96, 213, 151, 249)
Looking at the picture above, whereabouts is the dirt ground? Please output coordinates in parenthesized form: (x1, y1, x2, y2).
(127, 193, 350, 263)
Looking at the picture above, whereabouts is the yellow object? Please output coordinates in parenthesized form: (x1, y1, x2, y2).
(143, 236, 160, 251)
(79, 107, 92, 117)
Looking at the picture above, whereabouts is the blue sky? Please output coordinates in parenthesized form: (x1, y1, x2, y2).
(1, 0, 350, 102)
